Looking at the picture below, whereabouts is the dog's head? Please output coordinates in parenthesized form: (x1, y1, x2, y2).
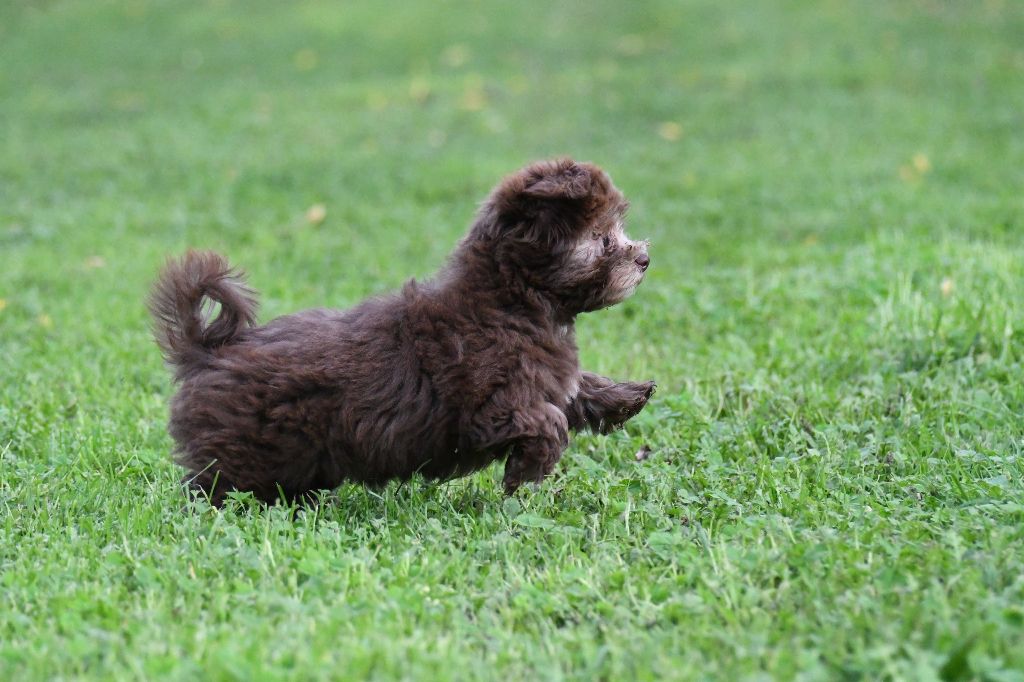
(464, 159, 649, 315)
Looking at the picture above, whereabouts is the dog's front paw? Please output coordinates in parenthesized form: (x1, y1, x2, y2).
(502, 461, 532, 495)
(599, 380, 656, 434)
(502, 451, 554, 495)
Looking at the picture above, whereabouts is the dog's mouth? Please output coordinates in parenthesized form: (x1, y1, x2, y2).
(556, 235, 649, 313)
(599, 258, 648, 308)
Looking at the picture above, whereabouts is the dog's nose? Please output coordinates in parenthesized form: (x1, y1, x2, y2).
(635, 253, 650, 271)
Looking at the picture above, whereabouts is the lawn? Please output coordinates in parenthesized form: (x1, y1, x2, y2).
(2, 0, 1024, 679)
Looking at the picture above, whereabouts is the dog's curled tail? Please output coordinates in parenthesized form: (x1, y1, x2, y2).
(148, 250, 258, 376)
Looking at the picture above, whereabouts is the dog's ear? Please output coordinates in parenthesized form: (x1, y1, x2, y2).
(521, 160, 592, 201)
(471, 159, 605, 243)
(494, 160, 594, 223)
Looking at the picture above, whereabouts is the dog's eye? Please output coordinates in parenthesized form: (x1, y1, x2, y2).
(602, 235, 611, 249)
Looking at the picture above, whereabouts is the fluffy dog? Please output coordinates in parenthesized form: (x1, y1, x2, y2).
(149, 159, 654, 506)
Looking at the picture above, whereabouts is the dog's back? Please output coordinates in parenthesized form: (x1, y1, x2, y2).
(154, 270, 467, 504)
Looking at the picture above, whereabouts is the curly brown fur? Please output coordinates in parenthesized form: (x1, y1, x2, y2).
(149, 159, 654, 506)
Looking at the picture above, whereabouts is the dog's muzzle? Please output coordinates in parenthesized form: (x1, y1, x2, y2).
(628, 240, 651, 272)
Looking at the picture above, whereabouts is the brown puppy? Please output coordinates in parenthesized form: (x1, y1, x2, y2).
(149, 159, 654, 506)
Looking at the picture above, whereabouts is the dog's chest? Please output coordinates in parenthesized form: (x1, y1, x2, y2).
(563, 372, 581, 407)
(544, 327, 581, 408)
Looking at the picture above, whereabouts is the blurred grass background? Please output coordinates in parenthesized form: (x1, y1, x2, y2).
(1, 0, 1023, 679)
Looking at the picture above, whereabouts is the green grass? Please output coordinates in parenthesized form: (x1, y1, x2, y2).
(2, 0, 1024, 679)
